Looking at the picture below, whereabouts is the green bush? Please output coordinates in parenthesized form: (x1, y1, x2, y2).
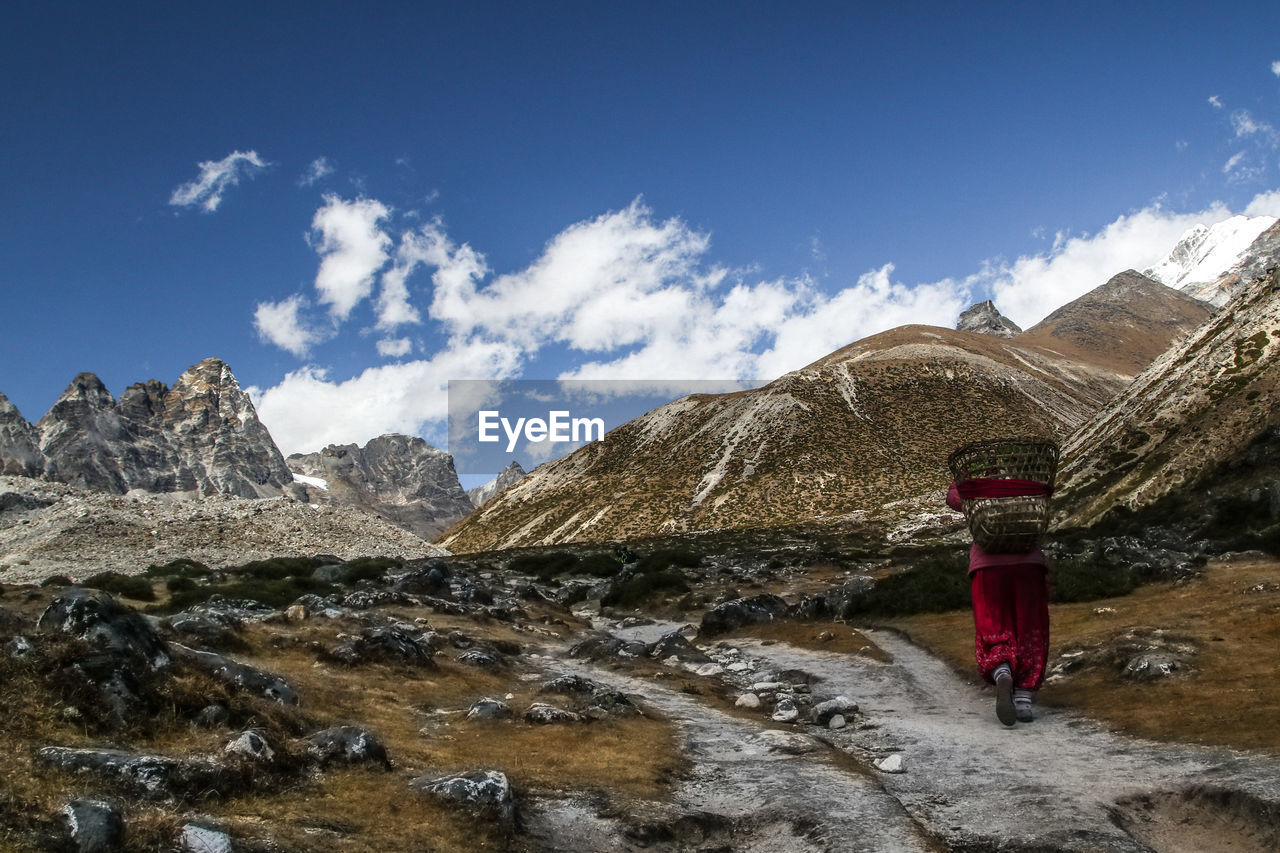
(509, 551, 581, 580)
(144, 558, 211, 578)
(39, 575, 73, 588)
(601, 567, 690, 608)
(635, 548, 702, 574)
(235, 557, 327, 580)
(344, 556, 402, 582)
(80, 571, 157, 601)
(166, 576, 198, 594)
(1050, 556, 1136, 603)
(161, 576, 339, 612)
(843, 550, 970, 618)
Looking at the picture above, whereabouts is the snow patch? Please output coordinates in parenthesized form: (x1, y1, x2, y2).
(291, 473, 328, 491)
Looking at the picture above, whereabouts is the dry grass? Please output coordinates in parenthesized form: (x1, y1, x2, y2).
(0, 587, 685, 852)
(882, 556, 1280, 753)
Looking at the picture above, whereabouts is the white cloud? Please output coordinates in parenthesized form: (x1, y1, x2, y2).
(253, 339, 522, 455)
(377, 337, 413, 358)
(1244, 189, 1280, 217)
(1224, 151, 1250, 175)
(252, 190, 1280, 455)
(169, 150, 266, 212)
(1272, 60, 1280, 77)
(987, 202, 1232, 326)
(254, 294, 324, 357)
(1209, 95, 1223, 109)
(310, 195, 392, 321)
(1231, 109, 1275, 139)
(299, 157, 334, 187)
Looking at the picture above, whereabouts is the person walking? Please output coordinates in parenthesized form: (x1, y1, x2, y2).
(946, 480, 1051, 726)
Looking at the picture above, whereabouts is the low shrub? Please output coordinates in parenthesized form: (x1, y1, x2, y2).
(635, 548, 702, 574)
(601, 567, 690, 608)
(235, 556, 329, 580)
(345, 556, 403, 582)
(843, 550, 970, 618)
(80, 571, 156, 601)
(1050, 556, 1136, 603)
(144, 558, 211, 578)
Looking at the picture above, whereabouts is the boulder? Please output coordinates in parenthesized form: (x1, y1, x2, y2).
(412, 769, 517, 829)
(39, 588, 169, 671)
(60, 798, 124, 853)
(180, 823, 235, 853)
(170, 644, 299, 705)
(523, 703, 584, 724)
(811, 696, 859, 725)
(466, 698, 514, 721)
(37, 747, 233, 801)
(326, 625, 437, 668)
(699, 594, 789, 637)
(304, 726, 390, 768)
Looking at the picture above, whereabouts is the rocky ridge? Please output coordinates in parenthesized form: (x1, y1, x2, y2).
(0, 474, 447, 583)
(1058, 258, 1280, 528)
(286, 434, 475, 540)
(3, 358, 299, 500)
(441, 276, 1210, 552)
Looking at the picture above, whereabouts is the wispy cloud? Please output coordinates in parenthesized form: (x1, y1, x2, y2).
(376, 337, 413, 358)
(310, 194, 392, 321)
(253, 294, 325, 356)
(1208, 95, 1223, 109)
(170, 150, 266, 212)
(299, 157, 334, 187)
(1272, 60, 1280, 77)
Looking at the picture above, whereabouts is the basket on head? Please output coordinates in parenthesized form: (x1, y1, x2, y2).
(947, 436, 1060, 553)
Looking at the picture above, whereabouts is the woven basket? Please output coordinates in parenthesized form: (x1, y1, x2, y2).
(947, 437, 1060, 553)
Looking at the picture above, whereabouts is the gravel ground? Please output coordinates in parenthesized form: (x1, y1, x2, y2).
(0, 475, 448, 583)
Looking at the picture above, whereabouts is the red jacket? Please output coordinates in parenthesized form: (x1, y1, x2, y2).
(947, 482, 1046, 576)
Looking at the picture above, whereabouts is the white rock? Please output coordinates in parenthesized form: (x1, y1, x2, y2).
(828, 714, 847, 730)
(875, 753, 905, 773)
(735, 693, 762, 709)
(693, 663, 725, 677)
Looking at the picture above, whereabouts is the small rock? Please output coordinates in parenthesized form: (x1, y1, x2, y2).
(771, 697, 799, 723)
(466, 698, 513, 720)
(457, 648, 502, 668)
(539, 674, 602, 695)
(757, 729, 817, 754)
(304, 726, 390, 768)
(61, 798, 124, 853)
(412, 769, 517, 829)
(524, 702, 584, 724)
(828, 714, 847, 730)
(224, 729, 274, 764)
(180, 823, 234, 853)
(6, 635, 33, 658)
(580, 691, 638, 719)
(194, 704, 232, 729)
(875, 754, 905, 773)
(699, 594, 789, 637)
(283, 603, 308, 622)
(735, 693, 761, 709)
(812, 696, 858, 725)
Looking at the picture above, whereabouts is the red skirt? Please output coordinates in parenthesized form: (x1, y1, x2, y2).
(970, 564, 1049, 690)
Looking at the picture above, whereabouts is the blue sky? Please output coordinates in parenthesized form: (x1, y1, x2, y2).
(3, 2, 1280, 477)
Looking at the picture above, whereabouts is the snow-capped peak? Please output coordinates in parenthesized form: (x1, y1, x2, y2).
(1144, 214, 1277, 306)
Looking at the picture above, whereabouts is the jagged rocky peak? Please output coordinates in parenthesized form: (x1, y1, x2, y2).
(9, 359, 298, 498)
(288, 434, 475, 541)
(0, 391, 42, 477)
(956, 300, 1021, 338)
(467, 461, 527, 507)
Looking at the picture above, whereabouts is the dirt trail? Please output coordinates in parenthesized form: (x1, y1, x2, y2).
(524, 623, 1280, 852)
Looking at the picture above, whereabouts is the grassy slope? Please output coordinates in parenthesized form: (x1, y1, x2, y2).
(879, 556, 1280, 753)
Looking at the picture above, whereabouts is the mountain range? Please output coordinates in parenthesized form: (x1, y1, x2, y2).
(2, 214, 1277, 558)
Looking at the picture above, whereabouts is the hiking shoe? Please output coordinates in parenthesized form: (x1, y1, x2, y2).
(1014, 688, 1035, 723)
(995, 670, 1016, 726)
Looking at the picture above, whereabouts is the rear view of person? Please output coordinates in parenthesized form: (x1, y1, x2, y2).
(946, 438, 1059, 726)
